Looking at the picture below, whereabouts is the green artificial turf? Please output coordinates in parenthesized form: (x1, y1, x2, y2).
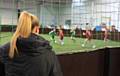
(0, 32, 120, 54)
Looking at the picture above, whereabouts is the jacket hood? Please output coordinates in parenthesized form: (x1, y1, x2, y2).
(16, 33, 52, 56)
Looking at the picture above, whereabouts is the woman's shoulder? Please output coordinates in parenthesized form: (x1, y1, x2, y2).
(0, 42, 10, 62)
(0, 42, 10, 51)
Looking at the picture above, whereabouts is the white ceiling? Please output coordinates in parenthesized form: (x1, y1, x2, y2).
(0, 0, 120, 6)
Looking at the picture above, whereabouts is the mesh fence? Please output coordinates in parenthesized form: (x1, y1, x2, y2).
(0, 0, 120, 48)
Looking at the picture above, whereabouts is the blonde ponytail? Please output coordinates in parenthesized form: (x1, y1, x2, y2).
(9, 11, 32, 58)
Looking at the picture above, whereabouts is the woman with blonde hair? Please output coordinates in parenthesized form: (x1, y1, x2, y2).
(0, 11, 62, 76)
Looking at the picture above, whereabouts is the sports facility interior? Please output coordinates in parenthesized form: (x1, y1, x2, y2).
(0, 0, 120, 76)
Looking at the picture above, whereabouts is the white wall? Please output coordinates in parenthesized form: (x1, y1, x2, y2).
(40, 4, 58, 27)
(0, 0, 120, 31)
(94, 0, 120, 31)
(0, 0, 17, 25)
(58, 4, 72, 25)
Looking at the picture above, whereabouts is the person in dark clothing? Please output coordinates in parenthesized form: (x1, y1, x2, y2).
(0, 11, 63, 76)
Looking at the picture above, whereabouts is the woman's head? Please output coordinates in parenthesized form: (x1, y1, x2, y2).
(31, 14, 40, 34)
(17, 11, 32, 38)
(9, 11, 39, 58)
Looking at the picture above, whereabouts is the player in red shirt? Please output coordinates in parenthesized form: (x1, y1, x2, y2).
(82, 23, 95, 48)
(58, 25, 64, 45)
(102, 26, 109, 42)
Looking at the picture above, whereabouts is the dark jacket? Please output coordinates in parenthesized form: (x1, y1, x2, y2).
(0, 33, 63, 76)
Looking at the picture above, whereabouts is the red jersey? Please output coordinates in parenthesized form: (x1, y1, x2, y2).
(59, 30, 64, 40)
(104, 28, 108, 39)
(85, 30, 92, 40)
(59, 30, 64, 36)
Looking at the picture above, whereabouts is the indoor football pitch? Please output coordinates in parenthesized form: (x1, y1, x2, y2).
(0, 32, 120, 54)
